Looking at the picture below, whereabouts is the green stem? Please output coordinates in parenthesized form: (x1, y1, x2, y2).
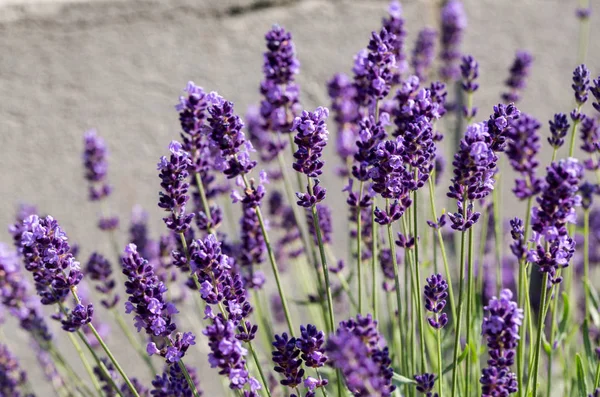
(437, 327, 444, 397)
(64, 322, 103, 396)
(76, 330, 125, 397)
(242, 173, 296, 336)
(517, 196, 533, 397)
(177, 360, 202, 397)
(492, 179, 503, 292)
(386, 199, 404, 375)
(531, 273, 550, 397)
(584, 209, 591, 321)
(241, 322, 272, 397)
(413, 188, 426, 373)
(594, 357, 600, 389)
(577, 0, 591, 63)
(465, 225, 475, 397)
(450, 226, 467, 397)
(568, 106, 583, 158)
(372, 204, 379, 320)
(427, 178, 457, 325)
(357, 181, 364, 314)
(112, 309, 157, 376)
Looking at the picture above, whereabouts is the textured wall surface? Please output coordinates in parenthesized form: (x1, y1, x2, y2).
(0, 0, 598, 394)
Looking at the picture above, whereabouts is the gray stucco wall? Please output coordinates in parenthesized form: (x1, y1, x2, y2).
(0, 0, 598, 394)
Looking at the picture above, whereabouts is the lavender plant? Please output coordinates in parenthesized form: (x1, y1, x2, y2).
(3, 2, 600, 397)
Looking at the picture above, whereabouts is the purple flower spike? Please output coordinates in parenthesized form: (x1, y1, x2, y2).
(327, 314, 395, 396)
(424, 274, 448, 329)
(579, 181, 599, 210)
(572, 64, 591, 107)
(272, 332, 305, 388)
(506, 113, 542, 200)
(292, 107, 329, 178)
(157, 141, 195, 233)
(528, 158, 583, 284)
(501, 51, 533, 103)
(439, 0, 467, 81)
(327, 73, 360, 165)
(487, 103, 521, 152)
(411, 28, 437, 82)
(591, 77, 600, 114)
(83, 129, 112, 201)
(297, 324, 327, 368)
(0, 344, 31, 396)
(580, 116, 600, 161)
(414, 373, 437, 396)
(382, 1, 407, 84)
(152, 363, 202, 396)
(460, 55, 479, 94)
(548, 113, 570, 149)
(480, 289, 522, 397)
(260, 25, 301, 135)
(447, 122, 497, 231)
(86, 252, 119, 309)
(509, 217, 526, 261)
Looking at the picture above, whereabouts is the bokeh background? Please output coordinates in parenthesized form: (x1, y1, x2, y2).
(0, 0, 599, 394)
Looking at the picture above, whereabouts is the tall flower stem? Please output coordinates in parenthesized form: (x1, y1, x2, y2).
(568, 105, 584, 157)
(385, 199, 405, 375)
(371, 205, 379, 320)
(240, 173, 296, 336)
(65, 331, 103, 397)
(464, 225, 475, 397)
(577, 0, 591, 63)
(241, 322, 273, 397)
(583, 208, 591, 321)
(492, 175, 503, 291)
(112, 309, 157, 376)
(176, 360, 201, 397)
(517, 196, 533, 397)
(531, 273, 550, 397)
(437, 326, 444, 397)
(306, 177, 335, 334)
(357, 181, 364, 314)
(49, 343, 95, 396)
(450, 222, 468, 397)
(413, 187, 427, 374)
(427, 177, 457, 322)
(67, 288, 140, 397)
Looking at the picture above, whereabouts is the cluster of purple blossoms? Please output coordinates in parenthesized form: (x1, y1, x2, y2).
(15, 215, 93, 332)
(326, 314, 395, 396)
(580, 116, 600, 170)
(0, 344, 32, 397)
(579, 182, 599, 210)
(528, 158, 583, 284)
(548, 113, 571, 149)
(393, 79, 445, 139)
(381, 1, 407, 84)
(151, 363, 201, 397)
(352, 114, 388, 182)
(158, 141, 195, 233)
(400, 115, 436, 190)
(411, 28, 437, 82)
(353, 27, 397, 108)
(501, 51, 534, 103)
(271, 324, 328, 396)
(306, 204, 333, 245)
(424, 273, 449, 329)
(413, 373, 437, 397)
(121, 244, 195, 363)
(293, 107, 330, 207)
(506, 113, 542, 199)
(238, 202, 266, 289)
(460, 55, 479, 118)
(572, 64, 591, 108)
(327, 73, 360, 170)
(509, 217, 526, 262)
(487, 103, 521, 152)
(206, 93, 257, 179)
(83, 130, 119, 231)
(260, 24, 301, 135)
(86, 252, 119, 309)
(439, 0, 466, 81)
(203, 314, 259, 393)
(447, 122, 497, 231)
(94, 358, 148, 397)
(591, 76, 600, 114)
(246, 105, 285, 164)
(480, 289, 523, 397)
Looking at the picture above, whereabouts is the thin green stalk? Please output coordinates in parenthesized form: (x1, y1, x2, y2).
(64, 322, 103, 396)
(241, 322, 272, 397)
(594, 358, 600, 388)
(427, 178, 457, 324)
(517, 196, 533, 397)
(242, 173, 296, 336)
(76, 330, 125, 397)
(386, 199, 404, 374)
(584, 208, 591, 321)
(357, 181, 364, 314)
(112, 309, 157, 376)
(252, 289, 275, 351)
(531, 273, 550, 397)
(437, 327, 443, 397)
(465, 225, 475, 397)
(372, 205, 379, 320)
(492, 180, 503, 292)
(177, 360, 202, 397)
(49, 343, 95, 396)
(413, 188, 427, 374)
(568, 105, 583, 157)
(577, 0, 591, 63)
(450, 224, 467, 397)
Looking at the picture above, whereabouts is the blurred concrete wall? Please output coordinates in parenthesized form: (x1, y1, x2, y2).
(0, 0, 598, 394)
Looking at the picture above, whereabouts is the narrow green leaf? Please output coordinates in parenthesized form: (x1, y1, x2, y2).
(582, 320, 595, 376)
(442, 348, 468, 375)
(558, 292, 570, 336)
(576, 353, 588, 397)
(392, 373, 417, 386)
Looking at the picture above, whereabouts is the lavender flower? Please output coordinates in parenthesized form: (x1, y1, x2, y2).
(260, 24, 301, 135)
(480, 289, 522, 397)
(528, 158, 583, 284)
(460, 55, 479, 94)
(591, 76, 600, 114)
(246, 105, 284, 163)
(572, 64, 590, 107)
(239, 203, 266, 289)
(381, 1, 407, 84)
(580, 116, 600, 170)
(439, 0, 467, 81)
(487, 103, 521, 152)
(400, 115, 436, 190)
(506, 113, 542, 199)
(411, 28, 437, 82)
(86, 252, 119, 309)
(83, 129, 112, 201)
(414, 373, 437, 396)
(579, 181, 599, 210)
(327, 315, 395, 396)
(297, 324, 327, 368)
(509, 217, 526, 261)
(447, 123, 497, 231)
(307, 204, 332, 245)
(122, 244, 195, 363)
(0, 344, 31, 396)
(272, 332, 304, 388)
(501, 51, 533, 103)
(352, 114, 388, 182)
(152, 363, 201, 396)
(158, 141, 195, 233)
(424, 274, 448, 329)
(327, 73, 359, 166)
(548, 113, 570, 149)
